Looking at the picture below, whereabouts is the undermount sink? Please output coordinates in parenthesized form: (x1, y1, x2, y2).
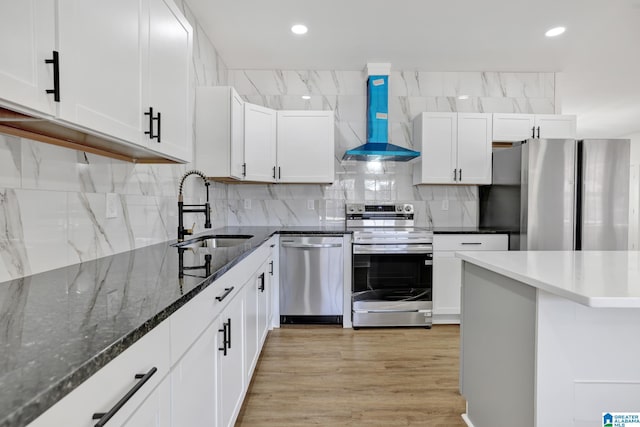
(173, 235, 254, 249)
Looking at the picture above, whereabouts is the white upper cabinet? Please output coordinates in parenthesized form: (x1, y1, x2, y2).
(142, 0, 193, 161)
(244, 103, 277, 182)
(534, 114, 577, 139)
(58, 0, 145, 146)
(412, 113, 457, 185)
(493, 113, 576, 141)
(413, 112, 492, 185)
(195, 86, 245, 179)
(276, 111, 335, 183)
(0, 0, 57, 116)
(456, 113, 493, 184)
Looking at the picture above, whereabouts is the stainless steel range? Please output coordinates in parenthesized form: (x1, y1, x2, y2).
(346, 203, 433, 328)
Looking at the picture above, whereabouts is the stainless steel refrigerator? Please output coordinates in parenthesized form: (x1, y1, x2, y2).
(479, 139, 630, 250)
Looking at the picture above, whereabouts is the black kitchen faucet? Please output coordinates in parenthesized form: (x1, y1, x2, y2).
(177, 170, 212, 242)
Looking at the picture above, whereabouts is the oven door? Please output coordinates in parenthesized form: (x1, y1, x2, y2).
(352, 244, 433, 301)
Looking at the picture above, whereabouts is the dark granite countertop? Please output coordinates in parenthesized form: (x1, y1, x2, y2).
(433, 227, 516, 234)
(0, 226, 350, 427)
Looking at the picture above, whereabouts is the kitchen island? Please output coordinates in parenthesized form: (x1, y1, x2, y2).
(456, 251, 640, 427)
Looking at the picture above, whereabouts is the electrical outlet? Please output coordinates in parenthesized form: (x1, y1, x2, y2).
(106, 193, 118, 218)
(442, 199, 449, 211)
(307, 200, 315, 210)
(244, 199, 251, 209)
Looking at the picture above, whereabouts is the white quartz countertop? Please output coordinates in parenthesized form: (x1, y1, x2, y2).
(456, 251, 640, 308)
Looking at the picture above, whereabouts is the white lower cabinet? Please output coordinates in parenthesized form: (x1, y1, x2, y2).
(433, 234, 508, 324)
(170, 320, 218, 427)
(218, 289, 246, 427)
(28, 320, 171, 427)
(244, 273, 259, 383)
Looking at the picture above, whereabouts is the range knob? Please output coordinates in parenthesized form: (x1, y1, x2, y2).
(357, 206, 364, 213)
(396, 205, 402, 212)
(347, 206, 355, 213)
(404, 205, 413, 213)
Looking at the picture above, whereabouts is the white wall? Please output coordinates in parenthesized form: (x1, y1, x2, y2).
(627, 132, 640, 249)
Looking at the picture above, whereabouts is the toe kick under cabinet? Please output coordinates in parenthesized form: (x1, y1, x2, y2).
(27, 235, 279, 427)
(433, 234, 508, 324)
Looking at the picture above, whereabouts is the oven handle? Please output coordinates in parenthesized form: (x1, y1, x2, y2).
(353, 245, 433, 254)
(282, 243, 343, 249)
(354, 309, 432, 314)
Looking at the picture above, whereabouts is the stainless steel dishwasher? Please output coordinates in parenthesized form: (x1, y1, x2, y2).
(280, 235, 344, 324)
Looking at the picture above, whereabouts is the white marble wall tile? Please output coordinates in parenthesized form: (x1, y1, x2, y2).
(0, 135, 21, 188)
(21, 140, 82, 192)
(15, 189, 69, 276)
(528, 98, 555, 114)
(543, 73, 555, 100)
(121, 195, 170, 248)
(0, 189, 30, 281)
(228, 199, 322, 226)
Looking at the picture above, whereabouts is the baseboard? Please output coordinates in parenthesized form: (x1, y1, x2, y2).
(461, 413, 475, 427)
(432, 314, 460, 324)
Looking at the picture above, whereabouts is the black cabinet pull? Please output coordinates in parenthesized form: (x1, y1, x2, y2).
(218, 323, 228, 355)
(531, 126, 535, 139)
(156, 112, 162, 143)
(144, 108, 161, 142)
(459, 169, 462, 181)
(453, 169, 457, 181)
(269, 260, 274, 275)
(536, 126, 540, 139)
(44, 51, 60, 102)
(258, 273, 265, 292)
(461, 242, 482, 245)
(242, 163, 246, 177)
(92, 367, 157, 426)
(278, 167, 281, 179)
(227, 318, 232, 349)
(272, 166, 276, 179)
(215, 286, 234, 302)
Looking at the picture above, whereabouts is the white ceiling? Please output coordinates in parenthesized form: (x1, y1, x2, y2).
(186, 0, 640, 138)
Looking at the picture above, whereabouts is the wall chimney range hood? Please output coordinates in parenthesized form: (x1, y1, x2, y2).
(342, 63, 420, 162)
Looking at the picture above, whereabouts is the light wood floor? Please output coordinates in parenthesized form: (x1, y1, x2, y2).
(236, 325, 466, 426)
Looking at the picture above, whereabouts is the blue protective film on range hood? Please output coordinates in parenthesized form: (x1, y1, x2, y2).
(342, 74, 420, 162)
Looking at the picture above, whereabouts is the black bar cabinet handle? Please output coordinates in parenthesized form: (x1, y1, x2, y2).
(215, 286, 234, 302)
(269, 260, 274, 275)
(218, 324, 227, 355)
(461, 242, 482, 245)
(92, 367, 157, 426)
(227, 318, 232, 349)
(156, 112, 161, 143)
(278, 167, 281, 179)
(44, 51, 60, 102)
(459, 169, 462, 181)
(536, 126, 540, 139)
(532, 126, 535, 138)
(144, 107, 155, 139)
(258, 273, 265, 292)
(272, 166, 276, 179)
(242, 163, 246, 177)
(453, 169, 457, 181)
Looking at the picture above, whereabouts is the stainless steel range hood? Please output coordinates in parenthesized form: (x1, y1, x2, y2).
(342, 64, 420, 162)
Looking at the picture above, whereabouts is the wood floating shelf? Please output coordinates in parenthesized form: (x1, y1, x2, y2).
(0, 107, 181, 164)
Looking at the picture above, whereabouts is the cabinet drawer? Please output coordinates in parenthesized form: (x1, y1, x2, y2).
(434, 234, 508, 251)
(29, 320, 171, 427)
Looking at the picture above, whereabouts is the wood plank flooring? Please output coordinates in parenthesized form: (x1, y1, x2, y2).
(236, 325, 466, 426)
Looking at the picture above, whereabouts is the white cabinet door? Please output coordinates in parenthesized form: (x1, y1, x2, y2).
(244, 275, 258, 383)
(123, 376, 171, 427)
(456, 113, 492, 184)
(171, 321, 218, 427)
(276, 111, 335, 183)
(535, 114, 577, 139)
(433, 252, 462, 323)
(0, 0, 57, 116)
(412, 113, 457, 184)
(257, 267, 270, 347)
(195, 86, 245, 179)
(218, 291, 245, 427)
(244, 103, 276, 182)
(230, 90, 246, 179)
(492, 114, 536, 142)
(58, 0, 144, 146)
(143, 0, 192, 161)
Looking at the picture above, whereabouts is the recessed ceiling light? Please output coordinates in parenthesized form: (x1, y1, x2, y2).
(301, 95, 311, 100)
(458, 95, 469, 100)
(291, 24, 308, 35)
(545, 26, 566, 37)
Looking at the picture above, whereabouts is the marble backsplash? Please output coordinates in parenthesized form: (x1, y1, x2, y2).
(226, 69, 556, 228)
